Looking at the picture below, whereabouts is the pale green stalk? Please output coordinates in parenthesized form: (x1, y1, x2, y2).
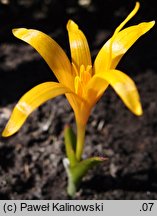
(76, 122, 86, 161)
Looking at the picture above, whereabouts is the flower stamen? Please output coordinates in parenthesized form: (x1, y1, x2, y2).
(74, 65, 92, 97)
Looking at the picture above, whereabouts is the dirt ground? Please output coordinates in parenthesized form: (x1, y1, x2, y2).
(0, 0, 157, 199)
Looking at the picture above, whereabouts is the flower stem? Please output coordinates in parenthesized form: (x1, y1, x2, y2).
(76, 122, 86, 161)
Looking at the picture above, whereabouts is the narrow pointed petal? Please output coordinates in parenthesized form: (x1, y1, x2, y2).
(12, 28, 74, 89)
(94, 2, 139, 73)
(2, 82, 72, 137)
(97, 69, 143, 115)
(67, 20, 92, 71)
(110, 21, 155, 68)
(94, 21, 155, 74)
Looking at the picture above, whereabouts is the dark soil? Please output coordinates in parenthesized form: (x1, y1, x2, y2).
(0, 0, 157, 200)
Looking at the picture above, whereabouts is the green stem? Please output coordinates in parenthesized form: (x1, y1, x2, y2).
(63, 158, 77, 197)
(76, 122, 86, 161)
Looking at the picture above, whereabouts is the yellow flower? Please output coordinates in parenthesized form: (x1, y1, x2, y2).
(2, 2, 154, 161)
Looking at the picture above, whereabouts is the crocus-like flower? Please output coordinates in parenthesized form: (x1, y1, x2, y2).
(2, 2, 154, 163)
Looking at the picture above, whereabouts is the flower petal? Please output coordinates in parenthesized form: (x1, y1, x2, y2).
(97, 69, 143, 116)
(94, 21, 154, 73)
(86, 75, 109, 106)
(2, 82, 72, 137)
(94, 1, 155, 74)
(94, 2, 139, 73)
(67, 20, 92, 71)
(12, 28, 74, 89)
(110, 21, 155, 68)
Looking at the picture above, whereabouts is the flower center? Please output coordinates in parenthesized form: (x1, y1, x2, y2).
(73, 64, 92, 97)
